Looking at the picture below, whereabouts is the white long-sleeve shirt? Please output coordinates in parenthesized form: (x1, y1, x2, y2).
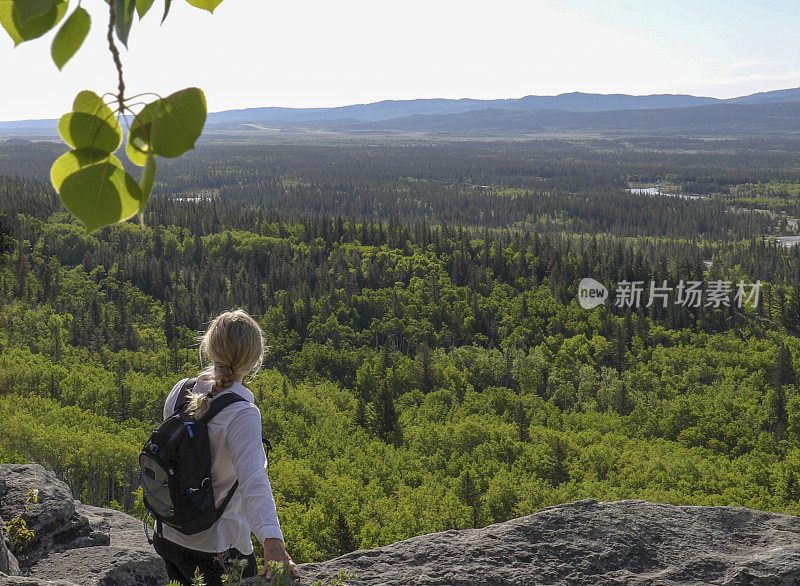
(161, 377, 284, 554)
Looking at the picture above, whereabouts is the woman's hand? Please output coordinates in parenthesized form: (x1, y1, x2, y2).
(261, 537, 300, 580)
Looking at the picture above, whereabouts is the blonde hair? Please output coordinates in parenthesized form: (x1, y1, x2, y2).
(186, 309, 265, 418)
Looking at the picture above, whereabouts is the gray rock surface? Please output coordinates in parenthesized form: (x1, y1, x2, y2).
(5, 463, 800, 585)
(0, 578, 76, 585)
(0, 476, 18, 576)
(0, 464, 79, 568)
(0, 464, 166, 586)
(0, 517, 19, 576)
(272, 498, 800, 586)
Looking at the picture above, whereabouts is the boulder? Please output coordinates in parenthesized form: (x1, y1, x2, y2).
(258, 498, 800, 586)
(0, 464, 166, 586)
(0, 477, 13, 575)
(0, 464, 106, 568)
(0, 517, 20, 576)
(24, 547, 166, 586)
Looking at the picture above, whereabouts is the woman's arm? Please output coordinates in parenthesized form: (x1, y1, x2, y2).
(226, 404, 300, 579)
(225, 405, 284, 543)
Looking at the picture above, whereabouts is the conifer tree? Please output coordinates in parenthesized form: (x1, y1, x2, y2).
(373, 380, 398, 443)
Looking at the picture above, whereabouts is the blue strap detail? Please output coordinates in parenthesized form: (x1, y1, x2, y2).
(140, 469, 162, 483)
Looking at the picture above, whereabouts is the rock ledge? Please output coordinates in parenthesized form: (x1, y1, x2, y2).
(0, 464, 166, 586)
(290, 498, 800, 586)
(4, 463, 800, 585)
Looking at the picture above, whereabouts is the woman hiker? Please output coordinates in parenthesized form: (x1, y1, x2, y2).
(152, 308, 300, 585)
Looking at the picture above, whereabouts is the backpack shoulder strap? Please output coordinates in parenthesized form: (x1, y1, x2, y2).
(206, 392, 253, 519)
(173, 378, 198, 414)
(203, 392, 255, 520)
(201, 392, 248, 423)
(215, 479, 240, 521)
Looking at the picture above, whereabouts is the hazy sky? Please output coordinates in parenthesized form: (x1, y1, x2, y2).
(1, 0, 799, 121)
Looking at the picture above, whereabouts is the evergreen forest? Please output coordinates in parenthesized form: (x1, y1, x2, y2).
(3, 137, 800, 563)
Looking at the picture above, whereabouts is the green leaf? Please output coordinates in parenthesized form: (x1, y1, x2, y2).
(183, 0, 223, 13)
(127, 103, 155, 166)
(126, 135, 150, 167)
(138, 152, 156, 215)
(150, 88, 207, 158)
(114, 0, 135, 47)
(0, 0, 68, 46)
(51, 149, 143, 234)
(11, 0, 53, 20)
(127, 88, 206, 162)
(58, 91, 122, 153)
(119, 0, 136, 22)
(51, 7, 91, 70)
(72, 90, 117, 120)
(58, 112, 122, 153)
(161, 0, 172, 23)
(135, 0, 154, 18)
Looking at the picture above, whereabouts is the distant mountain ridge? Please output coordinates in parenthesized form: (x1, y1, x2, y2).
(186, 87, 800, 126)
(727, 87, 800, 105)
(2, 86, 800, 137)
(207, 92, 721, 124)
(334, 101, 800, 136)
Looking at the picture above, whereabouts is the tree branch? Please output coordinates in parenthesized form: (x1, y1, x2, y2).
(107, 2, 125, 112)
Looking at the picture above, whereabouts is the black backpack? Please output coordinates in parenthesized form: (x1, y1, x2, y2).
(139, 378, 251, 536)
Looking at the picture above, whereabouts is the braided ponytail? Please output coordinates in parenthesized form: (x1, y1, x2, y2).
(210, 362, 238, 395)
(186, 309, 265, 419)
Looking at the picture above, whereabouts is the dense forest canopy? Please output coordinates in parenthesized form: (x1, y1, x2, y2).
(2, 138, 800, 237)
(3, 135, 800, 563)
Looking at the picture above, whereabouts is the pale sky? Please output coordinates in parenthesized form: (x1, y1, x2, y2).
(1, 0, 799, 121)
